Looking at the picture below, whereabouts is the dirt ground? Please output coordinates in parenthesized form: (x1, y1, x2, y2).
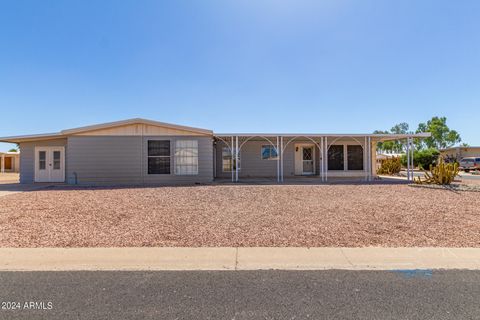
(0, 184, 479, 247)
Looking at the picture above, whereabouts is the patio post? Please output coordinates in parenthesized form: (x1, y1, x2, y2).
(369, 136, 372, 181)
(276, 136, 280, 182)
(280, 136, 284, 182)
(1, 154, 4, 173)
(410, 137, 415, 181)
(406, 137, 410, 181)
(235, 136, 239, 182)
(320, 137, 324, 182)
(364, 136, 368, 182)
(325, 137, 328, 182)
(231, 136, 234, 182)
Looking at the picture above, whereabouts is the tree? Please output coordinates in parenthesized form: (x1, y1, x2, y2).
(8, 148, 18, 152)
(374, 122, 411, 153)
(416, 117, 461, 150)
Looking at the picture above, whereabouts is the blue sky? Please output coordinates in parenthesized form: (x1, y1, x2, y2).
(1, 0, 479, 151)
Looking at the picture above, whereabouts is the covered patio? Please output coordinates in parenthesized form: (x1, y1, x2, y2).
(213, 133, 430, 183)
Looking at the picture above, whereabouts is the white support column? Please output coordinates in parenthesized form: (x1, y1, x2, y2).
(406, 137, 410, 182)
(0, 154, 4, 173)
(231, 136, 234, 182)
(367, 137, 372, 181)
(280, 136, 284, 182)
(276, 136, 280, 182)
(235, 136, 239, 182)
(410, 138, 414, 181)
(320, 137, 324, 182)
(324, 137, 328, 182)
(364, 136, 368, 182)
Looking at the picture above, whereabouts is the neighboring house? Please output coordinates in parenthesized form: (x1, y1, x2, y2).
(440, 146, 480, 162)
(0, 151, 20, 173)
(0, 118, 430, 185)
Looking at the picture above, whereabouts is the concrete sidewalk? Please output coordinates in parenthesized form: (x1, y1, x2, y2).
(1, 247, 480, 271)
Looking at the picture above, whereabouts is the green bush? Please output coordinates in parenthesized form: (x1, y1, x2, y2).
(401, 148, 439, 170)
(377, 157, 402, 175)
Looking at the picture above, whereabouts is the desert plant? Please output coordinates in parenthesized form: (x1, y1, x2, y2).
(377, 157, 402, 175)
(414, 158, 459, 185)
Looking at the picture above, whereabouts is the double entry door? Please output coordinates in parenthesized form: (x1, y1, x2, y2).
(34, 147, 65, 182)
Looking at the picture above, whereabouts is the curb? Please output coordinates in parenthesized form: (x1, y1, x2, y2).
(0, 247, 480, 271)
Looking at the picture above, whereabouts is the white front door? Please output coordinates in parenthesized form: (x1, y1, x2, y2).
(294, 144, 315, 175)
(34, 147, 65, 182)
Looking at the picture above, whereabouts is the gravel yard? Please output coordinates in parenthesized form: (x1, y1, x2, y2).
(0, 184, 479, 247)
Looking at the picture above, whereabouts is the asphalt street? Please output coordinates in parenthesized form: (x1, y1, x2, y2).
(0, 270, 479, 319)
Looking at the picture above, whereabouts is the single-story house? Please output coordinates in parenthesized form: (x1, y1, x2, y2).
(0, 151, 20, 173)
(440, 146, 480, 162)
(0, 118, 430, 185)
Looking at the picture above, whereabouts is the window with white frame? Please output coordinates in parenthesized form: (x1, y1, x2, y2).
(175, 140, 198, 175)
(222, 147, 240, 172)
(261, 145, 278, 160)
(148, 140, 171, 174)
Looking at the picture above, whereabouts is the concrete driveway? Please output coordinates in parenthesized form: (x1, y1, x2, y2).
(0, 173, 48, 197)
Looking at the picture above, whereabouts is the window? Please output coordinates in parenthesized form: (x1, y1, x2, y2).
(53, 151, 61, 170)
(148, 140, 170, 174)
(38, 151, 46, 170)
(175, 140, 198, 175)
(261, 145, 278, 160)
(222, 147, 240, 172)
(347, 145, 364, 170)
(328, 145, 344, 170)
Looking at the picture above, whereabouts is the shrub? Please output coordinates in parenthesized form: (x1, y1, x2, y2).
(414, 158, 459, 185)
(401, 148, 439, 170)
(377, 157, 402, 175)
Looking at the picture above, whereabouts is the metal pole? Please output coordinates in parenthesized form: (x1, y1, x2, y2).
(235, 136, 239, 182)
(280, 136, 284, 182)
(367, 137, 372, 181)
(325, 137, 328, 182)
(364, 136, 368, 182)
(320, 137, 324, 182)
(410, 138, 414, 181)
(231, 136, 234, 182)
(406, 137, 410, 182)
(276, 136, 280, 182)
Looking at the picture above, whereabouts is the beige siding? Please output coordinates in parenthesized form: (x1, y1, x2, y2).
(66, 135, 213, 185)
(19, 139, 68, 183)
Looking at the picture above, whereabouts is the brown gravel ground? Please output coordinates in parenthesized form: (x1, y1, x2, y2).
(0, 184, 479, 247)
